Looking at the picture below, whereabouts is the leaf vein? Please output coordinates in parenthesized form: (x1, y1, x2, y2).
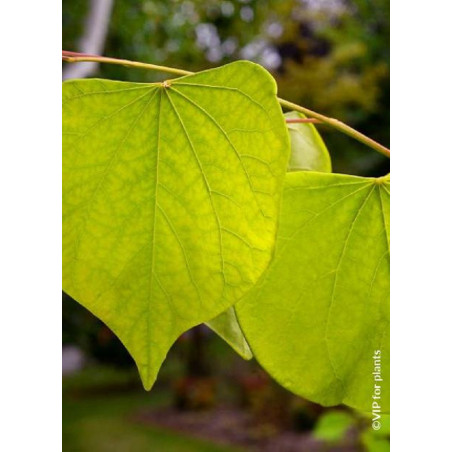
(324, 185, 376, 390)
(163, 90, 227, 287)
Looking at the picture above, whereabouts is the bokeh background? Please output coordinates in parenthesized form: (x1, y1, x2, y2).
(63, 1, 390, 450)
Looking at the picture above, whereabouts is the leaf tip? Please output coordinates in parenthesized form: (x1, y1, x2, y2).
(141, 373, 157, 392)
(137, 363, 158, 392)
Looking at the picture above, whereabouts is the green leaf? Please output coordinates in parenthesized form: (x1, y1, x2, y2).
(236, 171, 390, 412)
(62, 61, 290, 390)
(361, 436, 390, 452)
(207, 111, 332, 359)
(361, 414, 390, 452)
(313, 410, 356, 442)
(285, 111, 332, 172)
(206, 307, 252, 360)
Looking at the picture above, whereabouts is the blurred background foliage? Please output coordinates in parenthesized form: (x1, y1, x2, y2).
(63, 1, 389, 450)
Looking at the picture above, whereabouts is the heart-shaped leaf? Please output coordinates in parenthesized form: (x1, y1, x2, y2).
(62, 61, 290, 389)
(236, 171, 390, 412)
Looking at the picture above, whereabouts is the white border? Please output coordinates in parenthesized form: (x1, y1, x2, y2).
(391, 0, 452, 448)
(0, 2, 61, 450)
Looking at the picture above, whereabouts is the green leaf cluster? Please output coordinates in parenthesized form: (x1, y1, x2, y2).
(63, 61, 389, 413)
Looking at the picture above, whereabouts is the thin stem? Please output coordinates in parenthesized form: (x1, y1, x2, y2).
(62, 50, 390, 157)
(62, 51, 192, 76)
(278, 98, 390, 158)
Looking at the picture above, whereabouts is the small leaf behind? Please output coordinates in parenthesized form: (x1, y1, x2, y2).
(206, 308, 252, 360)
(285, 111, 332, 172)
